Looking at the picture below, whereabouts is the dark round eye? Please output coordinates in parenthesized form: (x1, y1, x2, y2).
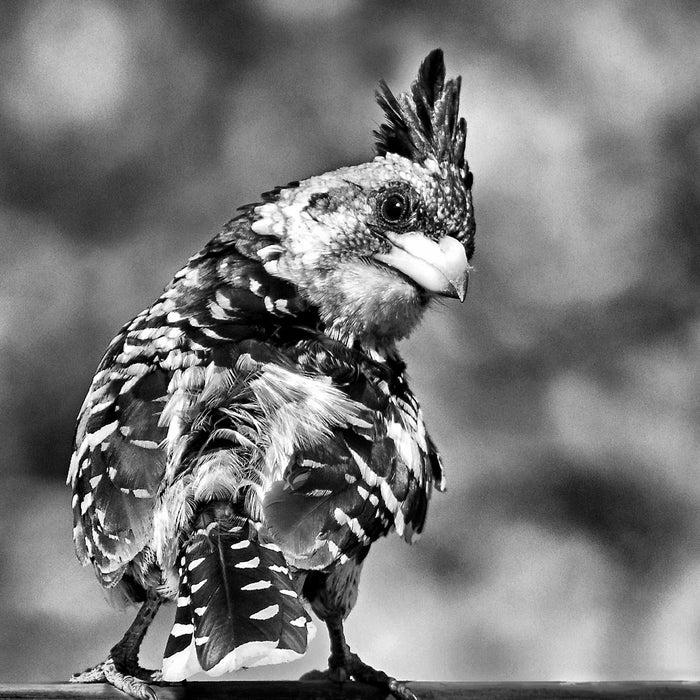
(379, 191, 410, 224)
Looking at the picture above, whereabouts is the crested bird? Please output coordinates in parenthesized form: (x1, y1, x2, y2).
(68, 48, 475, 700)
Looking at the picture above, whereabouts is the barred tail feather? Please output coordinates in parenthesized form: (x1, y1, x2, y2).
(161, 516, 314, 681)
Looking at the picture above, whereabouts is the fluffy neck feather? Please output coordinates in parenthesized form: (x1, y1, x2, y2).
(301, 260, 430, 348)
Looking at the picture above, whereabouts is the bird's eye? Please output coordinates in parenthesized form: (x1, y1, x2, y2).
(377, 191, 411, 226)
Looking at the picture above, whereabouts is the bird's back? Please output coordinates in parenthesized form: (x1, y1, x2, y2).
(68, 213, 442, 603)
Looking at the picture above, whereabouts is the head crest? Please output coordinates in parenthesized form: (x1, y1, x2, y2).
(374, 49, 469, 180)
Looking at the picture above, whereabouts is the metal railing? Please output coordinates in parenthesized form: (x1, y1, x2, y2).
(1, 682, 700, 700)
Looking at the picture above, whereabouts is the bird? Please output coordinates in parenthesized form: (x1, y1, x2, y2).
(67, 48, 475, 700)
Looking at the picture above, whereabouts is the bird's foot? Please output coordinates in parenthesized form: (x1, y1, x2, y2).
(70, 655, 162, 700)
(300, 651, 417, 700)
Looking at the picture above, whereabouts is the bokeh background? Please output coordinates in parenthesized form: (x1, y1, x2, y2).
(1, 0, 699, 684)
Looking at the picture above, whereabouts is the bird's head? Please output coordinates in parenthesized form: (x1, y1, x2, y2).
(247, 49, 475, 347)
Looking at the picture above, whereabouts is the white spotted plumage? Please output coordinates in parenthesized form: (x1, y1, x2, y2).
(69, 48, 474, 699)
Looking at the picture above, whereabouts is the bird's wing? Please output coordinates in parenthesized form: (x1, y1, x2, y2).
(68, 316, 172, 584)
(262, 342, 441, 569)
(68, 223, 314, 587)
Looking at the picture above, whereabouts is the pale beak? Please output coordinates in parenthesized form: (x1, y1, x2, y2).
(375, 232, 470, 301)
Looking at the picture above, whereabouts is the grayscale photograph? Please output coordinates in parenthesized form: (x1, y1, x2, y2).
(0, 2, 698, 699)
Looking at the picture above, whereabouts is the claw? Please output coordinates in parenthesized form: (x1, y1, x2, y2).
(300, 653, 417, 700)
(70, 665, 107, 684)
(349, 657, 417, 700)
(387, 677, 419, 700)
(70, 655, 161, 700)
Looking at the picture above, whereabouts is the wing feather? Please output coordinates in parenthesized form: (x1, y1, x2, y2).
(70, 365, 169, 580)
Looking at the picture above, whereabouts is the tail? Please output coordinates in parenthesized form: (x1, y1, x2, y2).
(162, 505, 315, 680)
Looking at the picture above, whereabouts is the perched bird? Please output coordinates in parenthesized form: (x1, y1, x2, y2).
(68, 48, 475, 700)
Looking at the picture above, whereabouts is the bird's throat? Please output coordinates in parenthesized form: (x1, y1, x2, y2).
(303, 260, 430, 348)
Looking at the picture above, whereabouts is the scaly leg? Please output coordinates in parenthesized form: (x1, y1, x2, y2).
(71, 592, 163, 700)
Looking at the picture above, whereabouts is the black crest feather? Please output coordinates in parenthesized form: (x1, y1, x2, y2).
(374, 49, 469, 179)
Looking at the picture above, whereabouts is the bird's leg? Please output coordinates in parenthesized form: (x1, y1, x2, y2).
(325, 615, 352, 682)
(71, 592, 163, 700)
(302, 615, 418, 700)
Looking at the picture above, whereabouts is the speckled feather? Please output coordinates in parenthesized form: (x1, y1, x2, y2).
(68, 48, 474, 682)
(162, 507, 314, 679)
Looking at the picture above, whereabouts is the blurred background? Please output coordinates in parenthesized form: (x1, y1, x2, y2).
(0, 0, 699, 685)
